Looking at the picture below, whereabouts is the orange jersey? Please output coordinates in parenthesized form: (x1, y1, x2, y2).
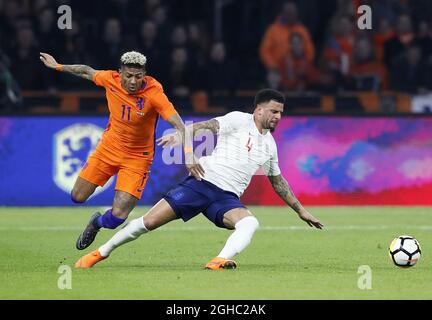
(93, 70, 177, 158)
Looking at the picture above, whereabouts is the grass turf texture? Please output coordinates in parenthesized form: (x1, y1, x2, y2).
(0, 206, 431, 299)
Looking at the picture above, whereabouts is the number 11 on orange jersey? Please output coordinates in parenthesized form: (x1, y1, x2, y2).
(121, 105, 131, 121)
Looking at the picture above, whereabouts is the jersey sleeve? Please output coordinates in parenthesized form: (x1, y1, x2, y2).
(214, 111, 247, 135)
(92, 70, 112, 87)
(151, 86, 178, 120)
(262, 140, 282, 176)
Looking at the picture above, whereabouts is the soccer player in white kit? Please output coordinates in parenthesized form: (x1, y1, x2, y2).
(75, 89, 324, 270)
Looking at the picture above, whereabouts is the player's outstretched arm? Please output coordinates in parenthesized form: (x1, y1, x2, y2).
(39, 52, 97, 81)
(165, 113, 205, 180)
(191, 119, 220, 135)
(268, 174, 324, 229)
(157, 119, 220, 148)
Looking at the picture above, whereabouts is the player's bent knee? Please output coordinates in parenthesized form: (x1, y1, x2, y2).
(142, 217, 161, 231)
(249, 216, 260, 230)
(237, 216, 259, 231)
(70, 190, 87, 203)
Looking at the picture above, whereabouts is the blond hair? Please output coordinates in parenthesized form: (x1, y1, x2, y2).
(120, 51, 147, 66)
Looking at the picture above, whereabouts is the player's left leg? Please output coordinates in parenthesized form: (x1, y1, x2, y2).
(205, 208, 259, 270)
(75, 199, 178, 268)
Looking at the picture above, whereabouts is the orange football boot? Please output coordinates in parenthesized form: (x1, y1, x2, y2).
(74, 250, 107, 269)
(204, 257, 237, 270)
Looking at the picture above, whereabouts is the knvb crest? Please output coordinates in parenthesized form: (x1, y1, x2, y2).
(53, 124, 113, 197)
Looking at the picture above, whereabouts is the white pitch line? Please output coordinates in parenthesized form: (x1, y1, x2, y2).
(0, 225, 432, 231)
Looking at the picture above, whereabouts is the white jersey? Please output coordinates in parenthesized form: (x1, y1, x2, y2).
(199, 111, 281, 197)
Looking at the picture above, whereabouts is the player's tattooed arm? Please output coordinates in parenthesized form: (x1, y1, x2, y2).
(39, 52, 97, 80)
(268, 174, 303, 213)
(61, 65, 96, 80)
(157, 118, 220, 148)
(191, 119, 220, 135)
(164, 113, 205, 180)
(268, 174, 324, 229)
(165, 113, 189, 144)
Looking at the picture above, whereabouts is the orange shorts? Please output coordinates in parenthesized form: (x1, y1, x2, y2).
(79, 148, 151, 200)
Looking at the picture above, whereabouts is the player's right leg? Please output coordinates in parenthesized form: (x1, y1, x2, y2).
(75, 199, 178, 268)
(205, 207, 259, 270)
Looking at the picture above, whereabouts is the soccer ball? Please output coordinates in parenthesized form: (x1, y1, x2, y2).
(389, 235, 421, 267)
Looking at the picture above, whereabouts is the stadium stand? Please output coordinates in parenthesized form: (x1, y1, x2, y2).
(1, 0, 432, 113)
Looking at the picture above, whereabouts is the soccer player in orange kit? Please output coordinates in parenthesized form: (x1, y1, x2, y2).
(40, 51, 203, 250)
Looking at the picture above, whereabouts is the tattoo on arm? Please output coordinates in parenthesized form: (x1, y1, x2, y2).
(192, 119, 220, 135)
(165, 116, 220, 147)
(62, 65, 97, 81)
(166, 113, 184, 131)
(268, 175, 303, 213)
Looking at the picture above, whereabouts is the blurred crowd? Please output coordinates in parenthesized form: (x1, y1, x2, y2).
(261, 0, 432, 95)
(2, 0, 432, 109)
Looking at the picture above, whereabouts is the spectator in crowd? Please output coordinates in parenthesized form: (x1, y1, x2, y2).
(383, 14, 417, 68)
(322, 15, 355, 76)
(98, 18, 125, 69)
(335, 0, 356, 17)
(418, 21, 432, 61)
(33, 0, 50, 13)
(10, 23, 54, 91)
(278, 33, 333, 92)
(164, 47, 194, 98)
(347, 36, 389, 91)
(35, 6, 61, 50)
(101, 0, 132, 23)
(59, 22, 96, 90)
(138, 20, 162, 76)
(143, 0, 162, 17)
(152, 5, 172, 49)
(259, 2, 315, 86)
(418, 21, 432, 90)
(61, 20, 91, 63)
(202, 42, 237, 97)
(1, 0, 24, 55)
(367, 0, 404, 23)
(389, 44, 428, 94)
(187, 22, 209, 68)
(373, 18, 395, 62)
(0, 50, 22, 110)
(170, 25, 188, 50)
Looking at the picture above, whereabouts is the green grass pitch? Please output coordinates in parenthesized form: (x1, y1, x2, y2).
(0, 206, 431, 299)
